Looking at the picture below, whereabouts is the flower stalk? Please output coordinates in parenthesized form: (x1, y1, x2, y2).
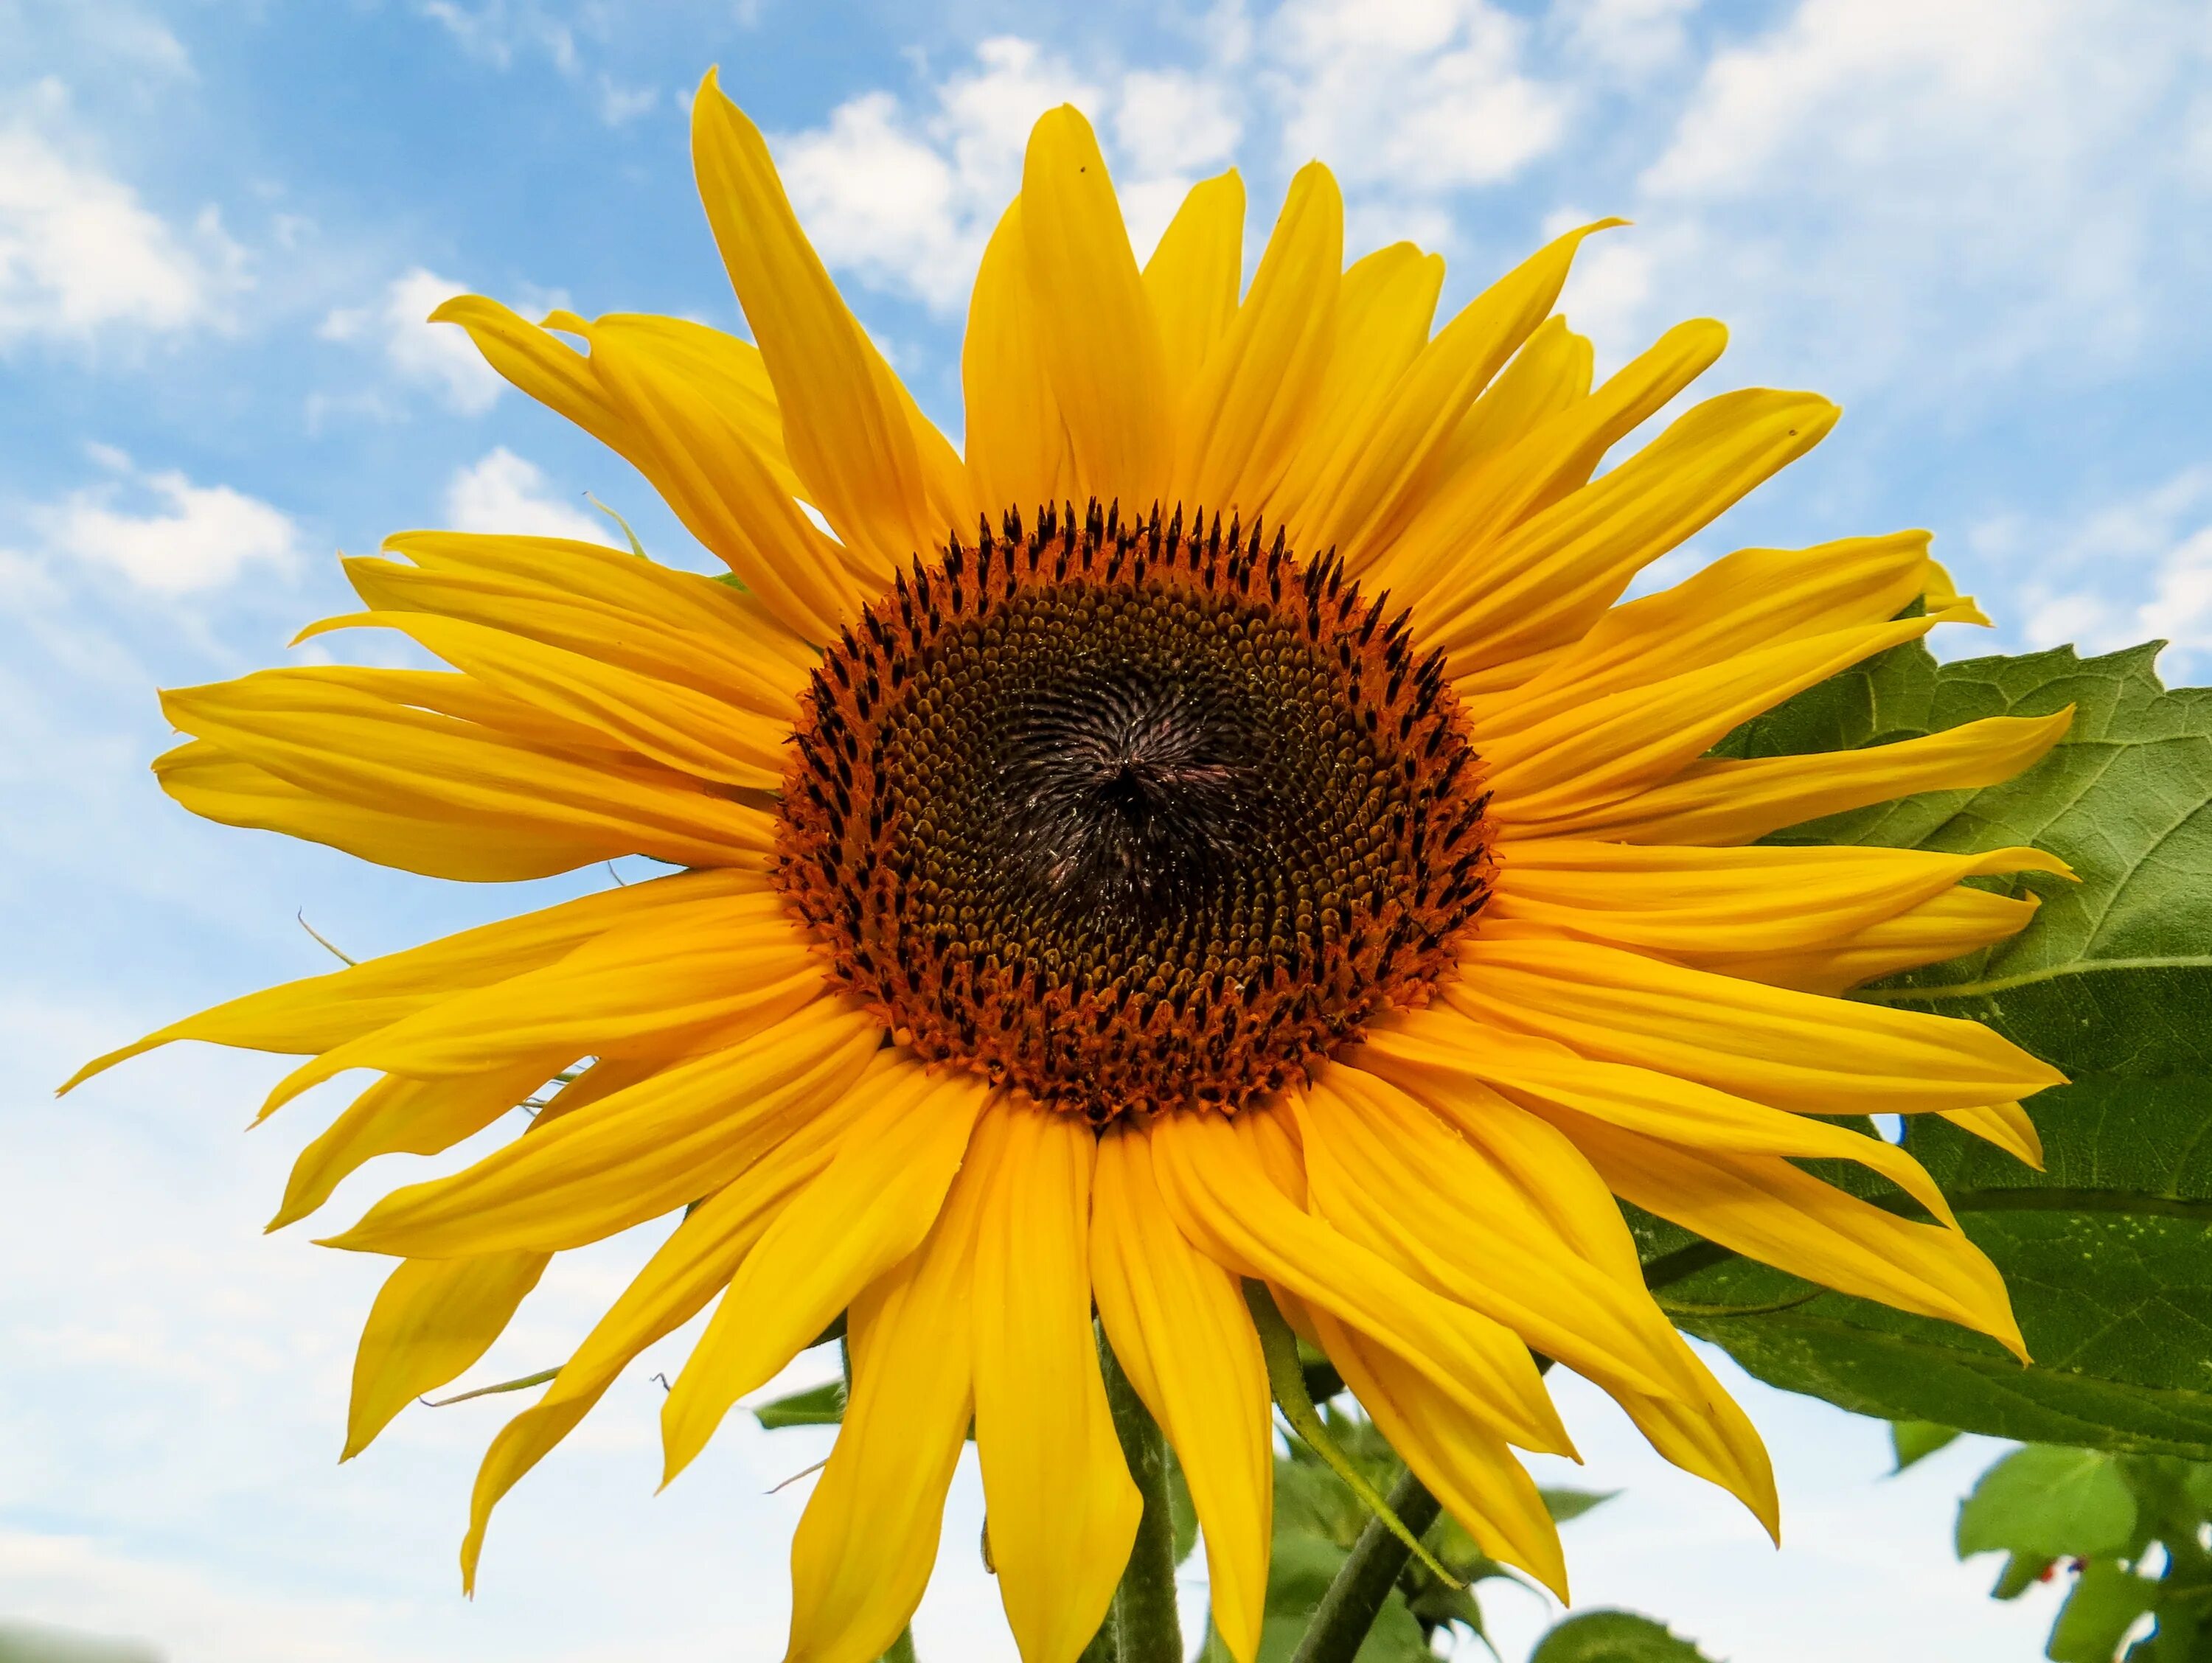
(1096, 1327, 1183, 1663)
(1287, 1465, 1442, 1663)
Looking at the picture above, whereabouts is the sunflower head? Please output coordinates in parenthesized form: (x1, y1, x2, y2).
(60, 68, 2081, 1663)
(779, 501, 1494, 1121)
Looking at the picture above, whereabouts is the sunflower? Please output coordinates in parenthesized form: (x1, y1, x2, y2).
(67, 72, 2073, 1663)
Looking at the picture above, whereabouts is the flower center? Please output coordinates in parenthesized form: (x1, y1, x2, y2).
(773, 503, 1495, 1121)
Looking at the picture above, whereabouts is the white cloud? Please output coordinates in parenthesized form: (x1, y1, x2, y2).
(0, 82, 241, 346)
(321, 268, 505, 414)
(769, 12, 1579, 317)
(1110, 68, 1242, 178)
(1266, 0, 1566, 189)
(1585, 0, 2212, 391)
(775, 38, 1107, 312)
(443, 448, 610, 543)
(2005, 466, 2212, 677)
(41, 448, 302, 595)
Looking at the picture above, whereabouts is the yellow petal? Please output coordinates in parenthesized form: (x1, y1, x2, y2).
(428, 293, 633, 456)
(299, 610, 789, 789)
(1602, 1381, 1780, 1543)
(1141, 170, 1245, 380)
(384, 529, 817, 689)
(963, 198, 1072, 526)
(321, 1000, 880, 1258)
(344, 1250, 549, 1460)
(161, 669, 776, 874)
(63, 866, 764, 1092)
(785, 1090, 995, 1663)
(1020, 105, 1171, 511)
(1489, 839, 2070, 955)
(460, 1099, 861, 1591)
(1445, 932, 2066, 1116)
(1676, 882, 2048, 994)
(1480, 531, 1940, 732)
(1298, 1069, 1700, 1401)
(546, 308, 801, 497)
(1922, 556, 1992, 626)
(1547, 708, 2076, 844)
(1306, 1305, 1569, 1599)
(269, 1064, 549, 1231)
(691, 71, 942, 567)
(344, 549, 806, 722)
(1939, 1101, 2045, 1168)
(1484, 616, 1938, 820)
(152, 742, 619, 885)
(1147, 1107, 1570, 1454)
(1273, 241, 1444, 548)
(1380, 317, 1726, 604)
(571, 315, 864, 635)
(1172, 164, 1343, 516)
(660, 1065, 988, 1482)
(1321, 219, 1623, 573)
(1363, 1012, 1958, 1226)
(1562, 1109, 2025, 1356)
(260, 888, 819, 1113)
(1427, 389, 1840, 680)
(1346, 1054, 1778, 1534)
(971, 1100, 1140, 1663)
(1432, 315, 1593, 487)
(1093, 1126, 1272, 1663)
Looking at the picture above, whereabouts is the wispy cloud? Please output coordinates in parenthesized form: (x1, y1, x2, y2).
(414, 0, 662, 130)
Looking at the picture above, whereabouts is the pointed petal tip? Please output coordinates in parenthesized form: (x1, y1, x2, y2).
(425, 293, 487, 328)
(55, 1059, 108, 1097)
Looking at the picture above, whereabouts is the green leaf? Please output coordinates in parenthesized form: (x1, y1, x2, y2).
(752, 1379, 846, 1429)
(1539, 1486, 1618, 1524)
(1892, 1420, 1964, 1471)
(1992, 1552, 2059, 1601)
(1957, 1446, 2139, 1560)
(1526, 1610, 1719, 1662)
(1652, 642, 2212, 1455)
(2048, 1560, 2160, 1663)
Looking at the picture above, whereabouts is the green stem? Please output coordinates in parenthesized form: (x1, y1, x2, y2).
(1099, 1326, 1183, 1663)
(877, 1630, 918, 1663)
(1287, 1466, 1442, 1663)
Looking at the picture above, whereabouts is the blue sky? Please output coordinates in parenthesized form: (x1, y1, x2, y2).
(4, 0, 2210, 1657)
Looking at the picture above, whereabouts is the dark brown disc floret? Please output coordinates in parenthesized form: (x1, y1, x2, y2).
(773, 501, 1495, 1123)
